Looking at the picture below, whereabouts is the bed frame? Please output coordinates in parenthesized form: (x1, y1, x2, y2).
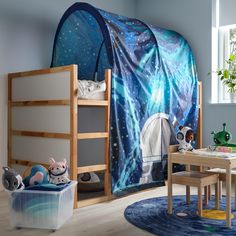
(8, 65, 111, 208)
(8, 64, 202, 208)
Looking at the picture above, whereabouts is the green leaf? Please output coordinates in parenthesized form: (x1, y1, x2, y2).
(229, 54, 235, 61)
(224, 70, 230, 78)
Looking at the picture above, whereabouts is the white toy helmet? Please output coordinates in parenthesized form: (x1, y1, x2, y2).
(176, 126, 193, 144)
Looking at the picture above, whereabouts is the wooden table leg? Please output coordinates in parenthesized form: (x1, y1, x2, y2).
(186, 164, 190, 205)
(234, 177, 236, 211)
(215, 179, 219, 210)
(226, 165, 231, 228)
(208, 185, 211, 200)
(219, 181, 222, 200)
(186, 186, 190, 205)
(204, 186, 208, 206)
(198, 186, 202, 217)
(168, 153, 173, 214)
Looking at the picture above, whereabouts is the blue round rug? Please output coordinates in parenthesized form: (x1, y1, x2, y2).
(124, 195, 236, 236)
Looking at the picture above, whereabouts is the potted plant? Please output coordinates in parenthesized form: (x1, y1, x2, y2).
(216, 40, 236, 102)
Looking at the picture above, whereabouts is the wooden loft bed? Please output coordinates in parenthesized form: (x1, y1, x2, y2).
(8, 64, 202, 208)
(8, 64, 111, 208)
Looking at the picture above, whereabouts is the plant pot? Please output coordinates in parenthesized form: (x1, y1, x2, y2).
(230, 92, 236, 103)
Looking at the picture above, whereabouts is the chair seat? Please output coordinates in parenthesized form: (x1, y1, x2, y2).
(207, 168, 236, 181)
(208, 168, 236, 175)
(172, 171, 219, 187)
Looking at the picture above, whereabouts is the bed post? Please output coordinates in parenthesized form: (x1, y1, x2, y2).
(196, 81, 202, 149)
(8, 75, 12, 167)
(104, 69, 112, 197)
(70, 65, 78, 208)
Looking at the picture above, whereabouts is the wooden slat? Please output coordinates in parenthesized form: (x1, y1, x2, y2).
(78, 99, 109, 106)
(77, 196, 112, 208)
(196, 81, 203, 149)
(70, 65, 78, 209)
(12, 130, 70, 139)
(8, 77, 12, 167)
(11, 100, 70, 106)
(104, 69, 111, 197)
(11, 158, 49, 168)
(77, 132, 108, 140)
(8, 65, 76, 79)
(168, 144, 179, 153)
(77, 164, 107, 174)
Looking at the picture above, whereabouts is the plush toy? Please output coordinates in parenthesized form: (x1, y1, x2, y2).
(176, 125, 194, 153)
(23, 165, 49, 187)
(2, 167, 24, 191)
(211, 123, 232, 146)
(48, 158, 70, 185)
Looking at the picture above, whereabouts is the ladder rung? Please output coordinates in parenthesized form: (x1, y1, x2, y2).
(77, 164, 107, 174)
(77, 132, 108, 139)
(11, 99, 70, 106)
(77, 99, 109, 106)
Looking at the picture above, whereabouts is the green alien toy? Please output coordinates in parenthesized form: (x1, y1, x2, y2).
(211, 123, 232, 146)
(210, 123, 236, 152)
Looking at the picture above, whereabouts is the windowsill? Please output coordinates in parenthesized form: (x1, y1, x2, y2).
(209, 101, 236, 105)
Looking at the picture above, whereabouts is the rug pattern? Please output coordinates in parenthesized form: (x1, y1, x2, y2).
(124, 195, 236, 236)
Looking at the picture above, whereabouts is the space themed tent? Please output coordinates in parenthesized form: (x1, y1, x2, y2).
(51, 2, 199, 193)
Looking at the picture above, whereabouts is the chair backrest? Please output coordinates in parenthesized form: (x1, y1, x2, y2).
(168, 145, 179, 154)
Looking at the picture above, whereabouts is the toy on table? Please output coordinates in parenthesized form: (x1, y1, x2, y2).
(23, 165, 49, 187)
(211, 123, 231, 146)
(176, 125, 194, 153)
(209, 123, 236, 152)
(48, 158, 70, 185)
(2, 167, 24, 191)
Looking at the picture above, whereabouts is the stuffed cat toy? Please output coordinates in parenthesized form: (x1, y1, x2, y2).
(176, 125, 194, 153)
(48, 158, 70, 185)
(2, 167, 24, 191)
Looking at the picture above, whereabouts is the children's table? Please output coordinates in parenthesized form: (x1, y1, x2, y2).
(168, 146, 236, 228)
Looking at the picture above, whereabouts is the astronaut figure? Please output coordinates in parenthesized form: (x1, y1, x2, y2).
(176, 126, 194, 153)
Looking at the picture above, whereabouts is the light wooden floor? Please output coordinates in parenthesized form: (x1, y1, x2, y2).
(0, 183, 231, 236)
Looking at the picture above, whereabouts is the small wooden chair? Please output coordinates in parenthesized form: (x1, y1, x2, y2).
(207, 168, 236, 210)
(169, 145, 220, 217)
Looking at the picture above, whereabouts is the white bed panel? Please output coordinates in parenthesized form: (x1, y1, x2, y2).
(12, 71, 71, 101)
(77, 139, 104, 166)
(12, 106, 70, 133)
(11, 164, 28, 176)
(12, 136, 70, 165)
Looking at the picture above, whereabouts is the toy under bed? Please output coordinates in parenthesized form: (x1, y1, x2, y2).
(9, 181, 77, 230)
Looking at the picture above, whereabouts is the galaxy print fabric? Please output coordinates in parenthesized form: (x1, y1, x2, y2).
(51, 3, 198, 193)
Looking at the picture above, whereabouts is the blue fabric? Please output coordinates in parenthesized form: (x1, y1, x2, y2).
(125, 195, 236, 236)
(23, 165, 49, 187)
(51, 3, 198, 193)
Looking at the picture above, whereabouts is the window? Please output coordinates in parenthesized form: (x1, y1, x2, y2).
(217, 26, 236, 103)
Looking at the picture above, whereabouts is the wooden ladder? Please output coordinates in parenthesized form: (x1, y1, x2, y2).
(77, 69, 112, 208)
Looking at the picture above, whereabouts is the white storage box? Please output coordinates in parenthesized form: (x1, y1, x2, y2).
(9, 181, 77, 230)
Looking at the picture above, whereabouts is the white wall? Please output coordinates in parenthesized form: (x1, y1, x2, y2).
(136, 0, 236, 147)
(0, 0, 135, 191)
(219, 0, 236, 26)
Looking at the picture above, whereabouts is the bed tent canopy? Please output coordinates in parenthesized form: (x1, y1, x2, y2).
(51, 2, 199, 193)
